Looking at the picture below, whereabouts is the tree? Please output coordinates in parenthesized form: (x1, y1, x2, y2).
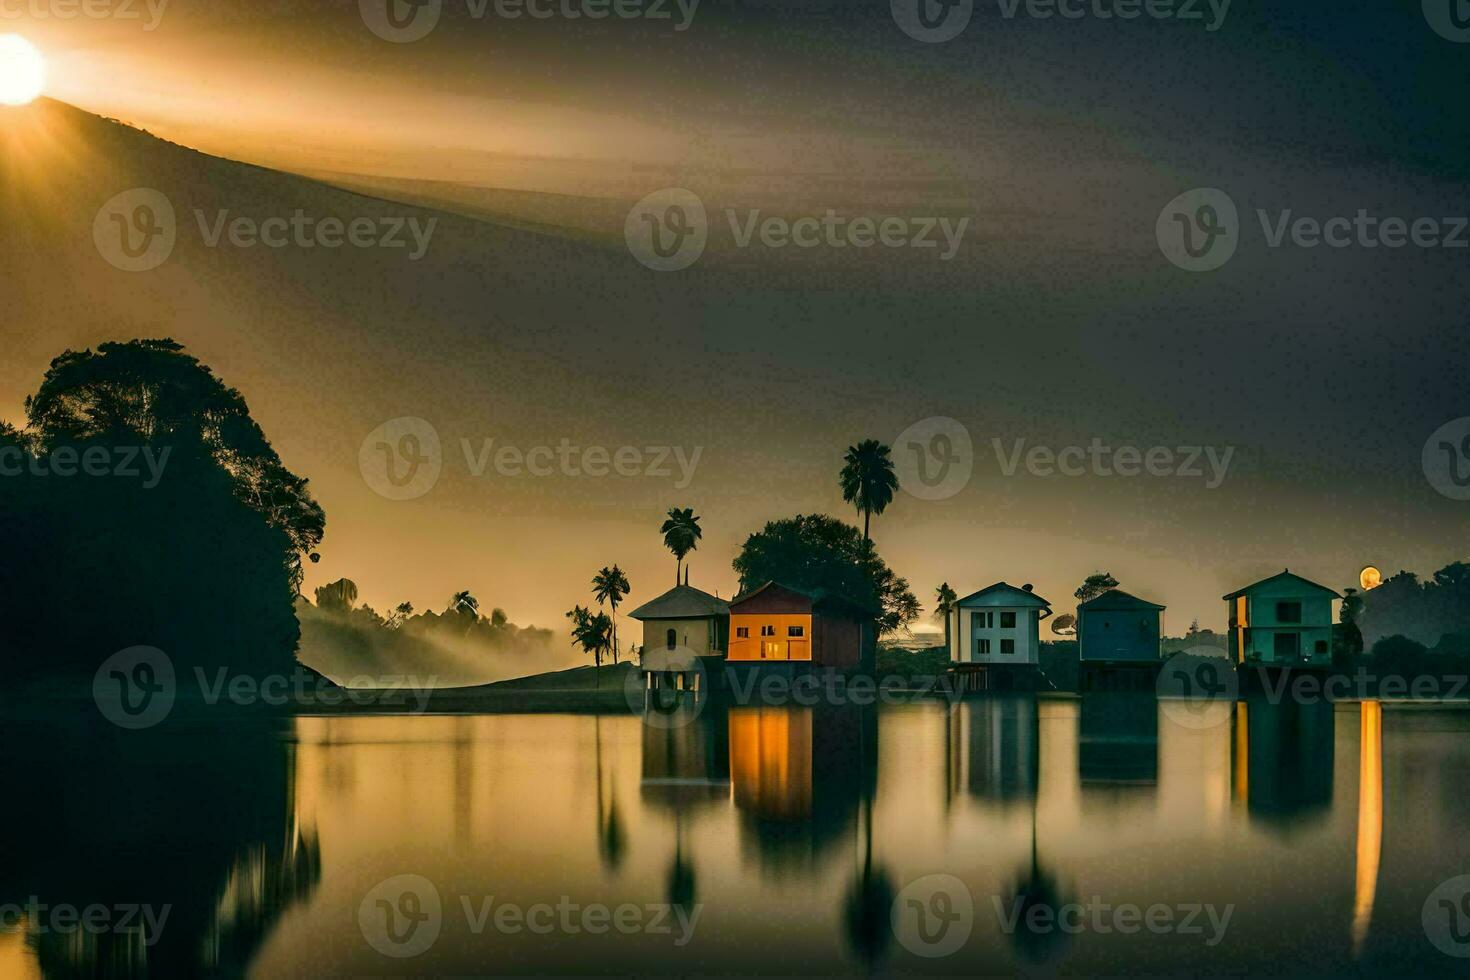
(660, 508, 702, 586)
(24, 338, 325, 584)
(732, 514, 920, 636)
(592, 565, 632, 665)
(839, 439, 899, 545)
(934, 582, 958, 654)
(387, 602, 414, 629)
(490, 607, 508, 628)
(448, 591, 480, 624)
(1074, 572, 1119, 604)
(567, 605, 613, 680)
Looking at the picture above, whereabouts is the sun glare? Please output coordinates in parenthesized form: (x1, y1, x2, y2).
(0, 35, 45, 107)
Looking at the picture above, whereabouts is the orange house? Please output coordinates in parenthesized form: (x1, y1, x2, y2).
(726, 581, 873, 670)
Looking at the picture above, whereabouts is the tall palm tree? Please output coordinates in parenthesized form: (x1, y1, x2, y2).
(934, 582, 958, 655)
(592, 565, 632, 665)
(839, 439, 899, 545)
(659, 507, 703, 586)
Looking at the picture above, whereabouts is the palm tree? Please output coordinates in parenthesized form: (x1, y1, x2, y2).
(449, 590, 479, 618)
(659, 507, 702, 586)
(567, 605, 614, 683)
(934, 582, 958, 655)
(592, 565, 632, 665)
(839, 439, 899, 545)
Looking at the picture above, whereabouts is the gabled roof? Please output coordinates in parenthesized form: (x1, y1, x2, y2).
(628, 584, 729, 621)
(1078, 588, 1165, 612)
(729, 580, 880, 619)
(1222, 570, 1341, 601)
(955, 582, 1051, 608)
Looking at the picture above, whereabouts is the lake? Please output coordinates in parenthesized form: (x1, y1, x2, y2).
(2, 696, 1468, 976)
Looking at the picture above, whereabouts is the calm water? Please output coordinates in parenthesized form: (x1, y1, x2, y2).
(2, 696, 1468, 976)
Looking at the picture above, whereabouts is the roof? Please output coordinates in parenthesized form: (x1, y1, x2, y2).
(728, 580, 880, 619)
(1222, 570, 1341, 601)
(1078, 588, 1165, 612)
(628, 584, 729, 621)
(955, 582, 1051, 608)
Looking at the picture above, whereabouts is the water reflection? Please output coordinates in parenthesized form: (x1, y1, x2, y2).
(0, 717, 318, 978)
(3, 694, 1462, 976)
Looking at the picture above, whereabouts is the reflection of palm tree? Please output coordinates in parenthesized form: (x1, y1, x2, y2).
(843, 710, 895, 969)
(660, 508, 703, 586)
(594, 716, 626, 872)
(839, 439, 899, 546)
(592, 565, 632, 665)
(1007, 798, 1070, 965)
(667, 810, 696, 918)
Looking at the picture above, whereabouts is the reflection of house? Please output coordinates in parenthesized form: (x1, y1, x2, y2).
(630, 583, 729, 690)
(727, 582, 873, 671)
(1078, 589, 1164, 691)
(947, 582, 1052, 691)
(640, 706, 731, 808)
(1234, 695, 1333, 831)
(1078, 693, 1158, 788)
(1224, 570, 1339, 668)
(945, 697, 1038, 807)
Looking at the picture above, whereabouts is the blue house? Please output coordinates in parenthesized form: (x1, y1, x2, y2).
(1078, 589, 1165, 664)
(1224, 570, 1339, 669)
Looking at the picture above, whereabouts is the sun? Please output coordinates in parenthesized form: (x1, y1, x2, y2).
(0, 35, 45, 107)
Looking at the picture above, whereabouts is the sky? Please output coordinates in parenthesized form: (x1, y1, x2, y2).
(3, 0, 1469, 642)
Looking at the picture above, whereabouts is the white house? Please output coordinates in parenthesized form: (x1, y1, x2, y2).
(949, 582, 1053, 668)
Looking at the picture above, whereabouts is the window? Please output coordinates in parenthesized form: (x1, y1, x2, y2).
(1000, 611, 1016, 629)
(974, 611, 993, 629)
(1276, 601, 1302, 624)
(975, 638, 990, 655)
(1000, 639, 1015, 654)
(1314, 640, 1328, 655)
(666, 628, 676, 650)
(760, 625, 776, 637)
(1274, 632, 1300, 658)
(788, 625, 805, 637)
(736, 627, 749, 638)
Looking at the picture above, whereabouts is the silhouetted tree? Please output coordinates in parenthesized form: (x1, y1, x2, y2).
(660, 507, 702, 586)
(1074, 572, 1119, 604)
(592, 565, 631, 665)
(839, 439, 898, 545)
(934, 582, 958, 653)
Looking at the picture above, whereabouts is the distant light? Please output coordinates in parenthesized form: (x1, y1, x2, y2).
(0, 35, 45, 107)
(1360, 566, 1382, 591)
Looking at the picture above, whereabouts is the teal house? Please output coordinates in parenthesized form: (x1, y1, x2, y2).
(1223, 570, 1339, 668)
(1077, 589, 1165, 664)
